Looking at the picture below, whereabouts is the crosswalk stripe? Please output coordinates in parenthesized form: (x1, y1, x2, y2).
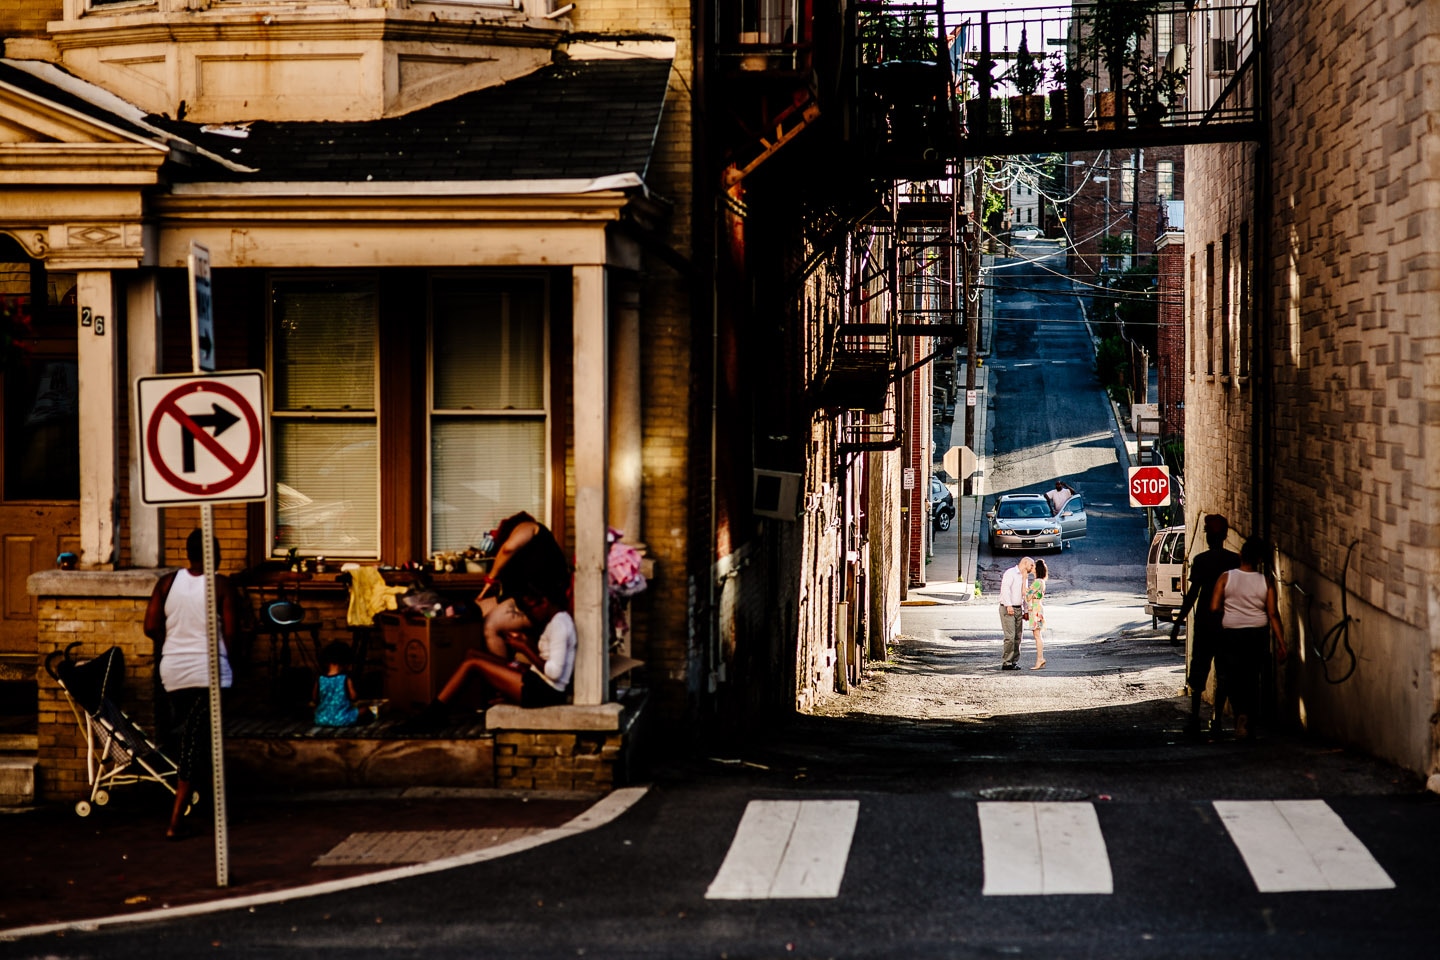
(705, 800, 860, 900)
(979, 802, 1114, 895)
(1214, 800, 1395, 892)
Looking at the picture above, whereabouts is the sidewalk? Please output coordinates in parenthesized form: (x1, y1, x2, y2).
(0, 783, 636, 939)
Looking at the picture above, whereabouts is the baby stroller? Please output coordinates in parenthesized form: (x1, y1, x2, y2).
(45, 642, 193, 818)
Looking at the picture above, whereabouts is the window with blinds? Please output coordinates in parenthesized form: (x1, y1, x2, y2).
(269, 277, 379, 556)
(429, 276, 548, 553)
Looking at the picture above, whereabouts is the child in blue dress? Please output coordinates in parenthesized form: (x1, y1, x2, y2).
(313, 641, 360, 726)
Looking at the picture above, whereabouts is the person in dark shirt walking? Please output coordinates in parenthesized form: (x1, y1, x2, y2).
(1171, 514, 1241, 738)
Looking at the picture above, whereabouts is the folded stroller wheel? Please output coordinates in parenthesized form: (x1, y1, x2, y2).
(93, 789, 110, 806)
(75, 799, 92, 817)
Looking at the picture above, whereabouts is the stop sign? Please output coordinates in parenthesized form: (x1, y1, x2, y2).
(1128, 465, 1171, 507)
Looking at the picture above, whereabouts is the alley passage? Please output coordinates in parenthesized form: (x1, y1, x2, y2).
(704, 798, 1394, 900)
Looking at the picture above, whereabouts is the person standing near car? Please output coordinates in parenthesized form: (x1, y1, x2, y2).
(998, 556, 1034, 671)
(1171, 514, 1240, 737)
(1045, 480, 1076, 515)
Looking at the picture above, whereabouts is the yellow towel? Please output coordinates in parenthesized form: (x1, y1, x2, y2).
(346, 566, 408, 627)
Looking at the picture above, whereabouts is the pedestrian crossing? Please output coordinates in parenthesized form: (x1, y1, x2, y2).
(705, 798, 1395, 900)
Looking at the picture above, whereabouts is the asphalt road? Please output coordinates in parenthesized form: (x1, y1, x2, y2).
(980, 237, 1150, 589)
(8, 242, 1439, 959)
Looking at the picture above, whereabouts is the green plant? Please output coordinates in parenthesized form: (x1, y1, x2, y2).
(1126, 49, 1185, 121)
(1082, 0, 1159, 92)
(1093, 334, 1130, 402)
(1007, 31, 1044, 97)
(1047, 52, 1090, 92)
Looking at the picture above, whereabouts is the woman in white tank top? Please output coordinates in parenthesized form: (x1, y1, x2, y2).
(1210, 537, 1287, 740)
(143, 529, 239, 839)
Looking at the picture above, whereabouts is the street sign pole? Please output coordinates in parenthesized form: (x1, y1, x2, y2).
(201, 501, 228, 888)
(188, 242, 228, 888)
(944, 446, 978, 586)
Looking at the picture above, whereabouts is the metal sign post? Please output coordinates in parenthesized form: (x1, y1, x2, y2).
(944, 446, 977, 584)
(189, 243, 227, 888)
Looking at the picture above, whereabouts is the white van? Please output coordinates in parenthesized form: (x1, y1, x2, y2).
(1145, 525, 1186, 625)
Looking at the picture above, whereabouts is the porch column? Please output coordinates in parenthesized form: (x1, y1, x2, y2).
(572, 265, 610, 704)
(125, 272, 164, 567)
(607, 279, 643, 543)
(75, 271, 119, 569)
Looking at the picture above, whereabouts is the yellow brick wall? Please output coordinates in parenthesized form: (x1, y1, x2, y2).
(575, 0, 697, 721)
(493, 731, 621, 792)
(35, 591, 161, 803)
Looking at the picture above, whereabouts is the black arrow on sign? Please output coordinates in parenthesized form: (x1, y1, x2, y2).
(181, 403, 240, 473)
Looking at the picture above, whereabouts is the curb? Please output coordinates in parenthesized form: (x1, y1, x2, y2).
(0, 786, 650, 942)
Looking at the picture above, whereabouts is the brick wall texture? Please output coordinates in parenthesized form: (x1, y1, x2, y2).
(0, 1, 61, 38)
(574, 1, 695, 723)
(1185, 2, 1440, 777)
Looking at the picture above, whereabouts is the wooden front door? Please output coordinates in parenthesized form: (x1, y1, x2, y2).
(1, 252, 79, 657)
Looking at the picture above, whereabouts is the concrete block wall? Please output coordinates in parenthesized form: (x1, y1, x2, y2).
(1185, 1, 1440, 779)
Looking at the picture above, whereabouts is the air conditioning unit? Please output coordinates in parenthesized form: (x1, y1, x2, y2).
(753, 469, 803, 521)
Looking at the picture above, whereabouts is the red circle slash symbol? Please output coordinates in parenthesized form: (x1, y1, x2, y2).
(146, 381, 261, 496)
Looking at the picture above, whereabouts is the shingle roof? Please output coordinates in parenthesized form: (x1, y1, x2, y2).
(155, 57, 673, 184)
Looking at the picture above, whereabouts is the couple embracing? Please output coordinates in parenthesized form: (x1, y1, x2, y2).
(998, 556, 1049, 671)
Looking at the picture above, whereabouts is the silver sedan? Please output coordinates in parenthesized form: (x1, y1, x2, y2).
(987, 492, 1088, 552)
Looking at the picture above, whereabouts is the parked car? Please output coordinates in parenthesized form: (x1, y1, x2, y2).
(987, 492, 1087, 552)
(1011, 225, 1042, 241)
(1145, 525, 1187, 626)
(930, 476, 955, 531)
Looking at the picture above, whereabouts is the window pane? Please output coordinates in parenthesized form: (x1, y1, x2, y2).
(273, 421, 378, 556)
(432, 279, 545, 411)
(431, 420, 545, 552)
(272, 279, 377, 411)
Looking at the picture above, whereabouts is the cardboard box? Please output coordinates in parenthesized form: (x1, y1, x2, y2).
(379, 614, 479, 715)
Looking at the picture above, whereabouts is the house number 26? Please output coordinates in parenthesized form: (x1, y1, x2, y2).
(80, 306, 105, 335)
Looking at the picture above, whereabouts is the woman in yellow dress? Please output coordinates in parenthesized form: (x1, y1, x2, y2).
(1027, 558, 1048, 669)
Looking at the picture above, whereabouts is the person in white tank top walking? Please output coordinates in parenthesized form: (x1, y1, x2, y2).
(1209, 537, 1287, 740)
(143, 529, 239, 839)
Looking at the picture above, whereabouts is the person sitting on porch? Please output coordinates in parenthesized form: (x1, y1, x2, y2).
(475, 512, 570, 618)
(401, 589, 575, 731)
(311, 641, 361, 727)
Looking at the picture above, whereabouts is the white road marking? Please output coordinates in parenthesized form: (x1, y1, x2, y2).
(706, 799, 860, 899)
(1214, 800, 1395, 892)
(979, 802, 1114, 895)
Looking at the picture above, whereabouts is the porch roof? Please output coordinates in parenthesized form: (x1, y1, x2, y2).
(150, 57, 673, 186)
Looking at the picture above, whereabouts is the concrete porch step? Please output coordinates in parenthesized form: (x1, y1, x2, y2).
(0, 733, 38, 752)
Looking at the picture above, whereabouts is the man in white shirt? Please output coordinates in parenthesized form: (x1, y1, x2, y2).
(998, 556, 1035, 670)
(1045, 481, 1075, 515)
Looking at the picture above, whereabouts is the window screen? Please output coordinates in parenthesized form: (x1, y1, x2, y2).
(430, 277, 548, 553)
(270, 278, 378, 556)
